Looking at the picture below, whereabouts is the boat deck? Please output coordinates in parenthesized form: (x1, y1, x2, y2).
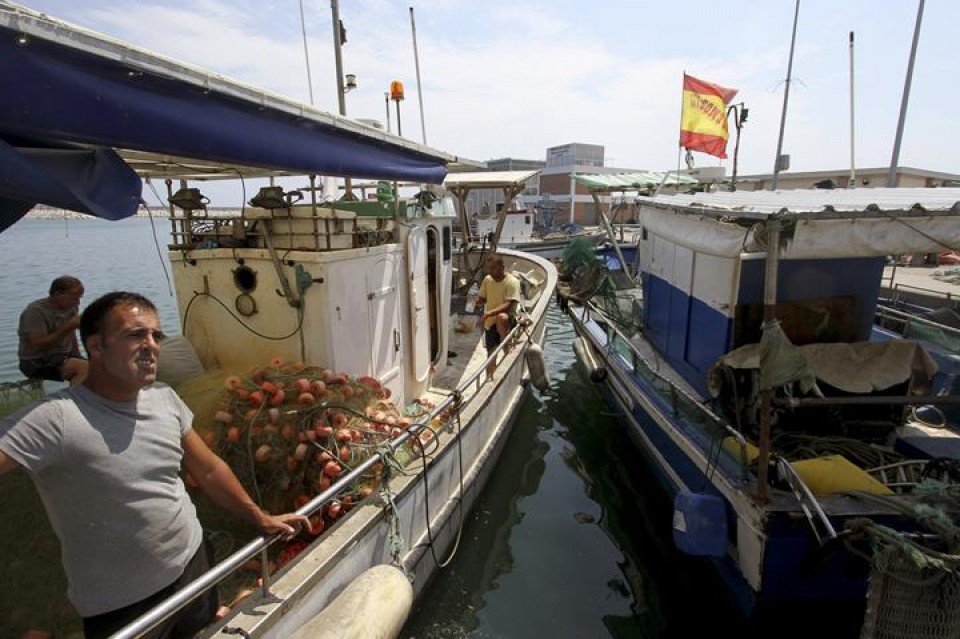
(431, 321, 489, 391)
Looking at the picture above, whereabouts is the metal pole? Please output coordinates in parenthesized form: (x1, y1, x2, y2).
(384, 92, 391, 133)
(330, 0, 352, 198)
(772, 0, 800, 191)
(756, 219, 781, 502)
(298, 0, 315, 105)
(395, 101, 402, 136)
(848, 31, 856, 188)
(331, 0, 346, 116)
(887, 0, 925, 188)
(409, 7, 427, 145)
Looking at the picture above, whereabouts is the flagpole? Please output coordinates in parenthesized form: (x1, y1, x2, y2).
(666, 73, 687, 197)
(772, 0, 800, 191)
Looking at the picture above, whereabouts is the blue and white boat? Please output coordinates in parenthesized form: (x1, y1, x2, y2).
(562, 185, 960, 619)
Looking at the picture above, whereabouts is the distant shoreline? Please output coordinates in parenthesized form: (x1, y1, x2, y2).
(24, 207, 241, 220)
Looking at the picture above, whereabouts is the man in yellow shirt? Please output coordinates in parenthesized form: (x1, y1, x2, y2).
(476, 255, 521, 378)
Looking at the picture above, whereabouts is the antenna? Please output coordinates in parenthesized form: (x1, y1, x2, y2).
(772, 0, 800, 191)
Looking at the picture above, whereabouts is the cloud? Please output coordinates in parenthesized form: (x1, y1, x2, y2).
(26, 0, 960, 178)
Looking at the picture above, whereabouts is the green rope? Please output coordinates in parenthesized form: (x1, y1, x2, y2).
(376, 443, 411, 580)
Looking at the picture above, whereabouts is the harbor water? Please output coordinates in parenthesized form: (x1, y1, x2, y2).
(0, 217, 861, 638)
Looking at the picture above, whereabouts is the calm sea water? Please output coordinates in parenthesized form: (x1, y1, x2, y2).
(0, 216, 181, 382)
(400, 307, 753, 639)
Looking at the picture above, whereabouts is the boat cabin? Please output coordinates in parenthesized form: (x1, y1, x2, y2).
(634, 189, 960, 416)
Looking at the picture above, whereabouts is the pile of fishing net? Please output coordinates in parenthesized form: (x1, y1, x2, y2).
(176, 358, 443, 584)
(853, 479, 960, 638)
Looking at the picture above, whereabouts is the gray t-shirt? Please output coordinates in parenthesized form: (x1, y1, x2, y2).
(17, 298, 80, 361)
(0, 383, 203, 616)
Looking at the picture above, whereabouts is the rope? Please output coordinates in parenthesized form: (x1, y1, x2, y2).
(413, 391, 467, 569)
(376, 443, 410, 578)
(182, 290, 304, 341)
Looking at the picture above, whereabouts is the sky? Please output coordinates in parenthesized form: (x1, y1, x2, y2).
(15, 0, 960, 185)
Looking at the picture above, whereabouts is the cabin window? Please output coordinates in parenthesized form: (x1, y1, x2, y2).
(442, 226, 451, 261)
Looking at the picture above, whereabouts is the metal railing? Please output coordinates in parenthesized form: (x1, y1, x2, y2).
(575, 300, 748, 463)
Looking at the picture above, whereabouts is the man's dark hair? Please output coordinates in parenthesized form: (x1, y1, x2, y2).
(49, 275, 83, 295)
(80, 292, 158, 349)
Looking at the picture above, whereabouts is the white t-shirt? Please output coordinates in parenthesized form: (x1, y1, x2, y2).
(0, 383, 203, 616)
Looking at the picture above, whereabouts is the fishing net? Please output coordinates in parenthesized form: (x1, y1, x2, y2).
(559, 238, 642, 334)
(853, 479, 960, 638)
(175, 358, 446, 606)
(860, 543, 960, 639)
(0, 379, 46, 420)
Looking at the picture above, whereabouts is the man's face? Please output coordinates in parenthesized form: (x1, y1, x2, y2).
(486, 259, 505, 280)
(53, 285, 83, 311)
(91, 303, 164, 391)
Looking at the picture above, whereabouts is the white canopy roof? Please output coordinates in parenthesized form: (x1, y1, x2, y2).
(443, 170, 541, 189)
(638, 188, 960, 259)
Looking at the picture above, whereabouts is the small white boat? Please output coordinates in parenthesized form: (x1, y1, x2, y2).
(0, 3, 557, 638)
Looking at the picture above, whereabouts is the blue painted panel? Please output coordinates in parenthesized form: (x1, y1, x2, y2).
(666, 286, 690, 361)
(687, 296, 733, 375)
(643, 273, 732, 394)
(643, 273, 671, 354)
(738, 257, 885, 341)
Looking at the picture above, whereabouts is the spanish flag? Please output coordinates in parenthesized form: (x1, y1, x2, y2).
(679, 74, 738, 159)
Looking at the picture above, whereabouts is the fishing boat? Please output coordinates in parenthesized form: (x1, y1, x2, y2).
(444, 170, 607, 259)
(560, 185, 960, 624)
(0, 3, 557, 638)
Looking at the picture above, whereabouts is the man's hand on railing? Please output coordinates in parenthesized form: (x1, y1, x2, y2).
(256, 511, 313, 540)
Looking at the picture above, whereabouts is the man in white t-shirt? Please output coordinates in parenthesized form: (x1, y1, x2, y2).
(476, 255, 521, 379)
(0, 291, 310, 638)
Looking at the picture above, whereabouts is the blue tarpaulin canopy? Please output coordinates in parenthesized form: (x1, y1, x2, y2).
(0, 2, 454, 229)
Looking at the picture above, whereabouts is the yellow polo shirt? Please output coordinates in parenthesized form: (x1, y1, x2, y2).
(478, 273, 521, 329)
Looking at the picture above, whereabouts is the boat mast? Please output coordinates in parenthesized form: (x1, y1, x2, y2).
(771, 0, 800, 191)
(886, 0, 925, 188)
(298, 0, 315, 105)
(410, 7, 428, 145)
(848, 31, 856, 188)
(330, 0, 354, 199)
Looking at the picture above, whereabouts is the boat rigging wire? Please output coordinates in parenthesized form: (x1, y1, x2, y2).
(140, 192, 173, 297)
(412, 390, 467, 569)
(182, 290, 304, 341)
(297, 0, 315, 106)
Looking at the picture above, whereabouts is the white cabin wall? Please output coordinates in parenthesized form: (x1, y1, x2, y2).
(171, 245, 409, 403)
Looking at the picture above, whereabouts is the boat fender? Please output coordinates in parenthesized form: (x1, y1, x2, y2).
(525, 343, 550, 392)
(556, 288, 569, 313)
(286, 564, 413, 639)
(573, 336, 607, 382)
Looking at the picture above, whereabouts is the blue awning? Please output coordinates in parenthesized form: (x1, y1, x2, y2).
(0, 4, 452, 227)
(0, 139, 142, 231)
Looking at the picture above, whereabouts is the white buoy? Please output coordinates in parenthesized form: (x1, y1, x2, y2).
(573, 336, 607, 382)
(525, 342, 550, 392)
(287, 564, 413, 639)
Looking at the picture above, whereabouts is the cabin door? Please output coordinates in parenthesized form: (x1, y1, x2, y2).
(407, 227, 431, 382)
(367, 253, 402, 387)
